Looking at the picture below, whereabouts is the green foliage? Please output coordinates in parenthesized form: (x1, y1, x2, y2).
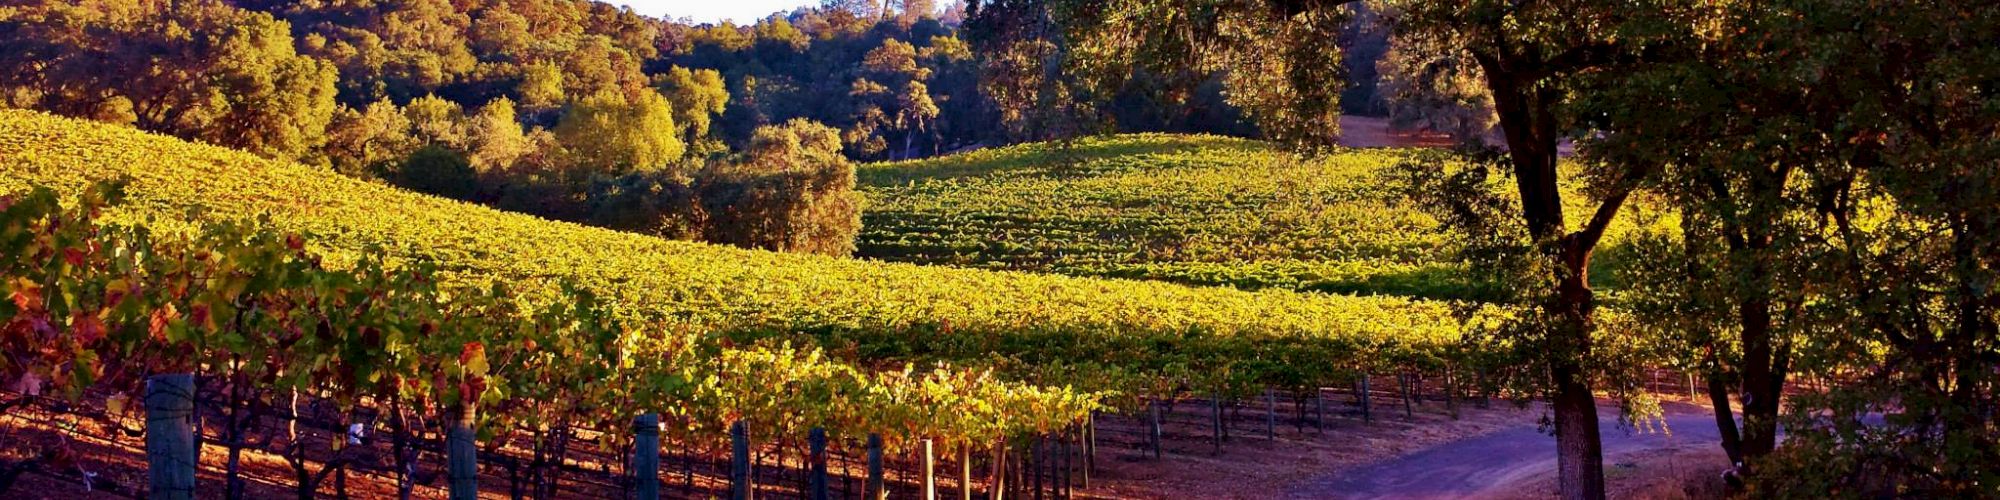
(659, 66, 729, 150)
(0, 0, 338, 162)
(858, 134, 1499, 299)
(554, 90, 685, 176)
(0, 181, 1098, 452)
(318, 98, 420, 177)
(393, 145, 478, 199)
(1372, 12, 1493, 142)
(700, 119, 863, 256)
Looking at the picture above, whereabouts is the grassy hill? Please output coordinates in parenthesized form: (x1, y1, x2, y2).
(0, 110, 1473, 396)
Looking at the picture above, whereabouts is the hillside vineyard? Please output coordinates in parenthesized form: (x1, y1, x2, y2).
(0, 110, 1483, 436)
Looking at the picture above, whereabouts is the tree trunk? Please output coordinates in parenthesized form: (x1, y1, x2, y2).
(1736, 296, 1786, 466)
(1549, 252, 1606, 500)
(1704, 364, 1746, 467)
(1485, 63, 1609, 500)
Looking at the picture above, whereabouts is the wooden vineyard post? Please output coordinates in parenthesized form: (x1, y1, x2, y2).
(1477, 368, 1492, 408)
(1060, 430, 1073, 499)
(635, 414, 661, 500)
(989, 441, 1006, 500)
(446, 402, 478, 500)
(960, 444, 973, 500)
(865, 433, 886, 500)
(1030, 435, 1043, 500)
(1688, 372, 1699, 402)
(810, 428, 830, 500)
(146, 373, 197, 500)
(1263, 389, 1276, 440)
(1314, 388, 1327, 431)
(923, 438, 938, 500)
(731, 421, 753, 500)
(1209, 396, 1223, 454)
(1147, 400, 1163, 459)
(1081, 414, 1093, 488)
(1445, 367, 1459, 420)
(1358, 376, 1372, 423)
(1399, 374, 1414, 418)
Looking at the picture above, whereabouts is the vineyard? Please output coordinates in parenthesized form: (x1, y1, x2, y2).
(858, 135, 1646, 300)
(858, 135, 1463, 298)
(0, 110, 1492, 496)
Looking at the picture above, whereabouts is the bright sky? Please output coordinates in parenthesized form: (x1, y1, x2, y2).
(611, 0, 821, 24)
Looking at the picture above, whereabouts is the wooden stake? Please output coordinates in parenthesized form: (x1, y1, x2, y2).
(1359, 376, 1373, 423)
(1210, 396, 1223, 454)
(1147, 401, 1163, 459)
(634, 414, 661, 500)
(960, 444, 974, 500)
(1264, 389, 1276, 440)
(731, 421, 753, 500)
(989, 442, 1006, 500)
(866, 433, 886, 500)
(146, 373, 197, 500)
(923, 438, 938, 500)
(810, 428, 830, 500)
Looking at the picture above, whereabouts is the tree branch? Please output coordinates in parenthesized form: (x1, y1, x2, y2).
(1571, 164, 1650, 254)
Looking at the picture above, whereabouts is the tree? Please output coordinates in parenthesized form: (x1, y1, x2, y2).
(892, 80, 941, 159)
(394, 145, 478, 199)
(698, 119, 862, 256)
(843, 38, 943, 159)
(404, 94, 466, 148)
(1046, 1, 1700, 497)
(963, 0, 1100, 142)
(1372, 15, 1493, 143)
(518, 62, 567, 113)
(659, 66, 730, 154)
(553, 90, 685, 177)
(319, 98, 419, 176)
(1720, 1, 1997, 494)
(463, 97, 530, 172)
(0, 0, 338, 162)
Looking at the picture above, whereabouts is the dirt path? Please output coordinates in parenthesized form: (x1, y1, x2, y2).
(1285, 402, 1727, 499)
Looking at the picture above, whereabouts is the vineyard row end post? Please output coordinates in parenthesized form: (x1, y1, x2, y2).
(866, 433, 886, 500)
(446, 401, 478, 500)
(634, 413, 660, 500)
(146, 373, 197, 500)
(730, 421, 752, 500)
(923, 438, 938, 500)
(810, 427, 830, 500)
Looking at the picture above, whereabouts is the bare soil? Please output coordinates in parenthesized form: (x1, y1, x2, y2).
(1080, 398, 1528, 500)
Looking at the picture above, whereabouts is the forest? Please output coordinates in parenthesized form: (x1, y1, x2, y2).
(0, 0, 1995, 499)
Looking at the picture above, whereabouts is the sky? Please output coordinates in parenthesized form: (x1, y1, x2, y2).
(611, 0, 821, 24)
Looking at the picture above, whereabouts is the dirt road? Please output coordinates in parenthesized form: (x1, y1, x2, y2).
(1285, 402, 1727, 499)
